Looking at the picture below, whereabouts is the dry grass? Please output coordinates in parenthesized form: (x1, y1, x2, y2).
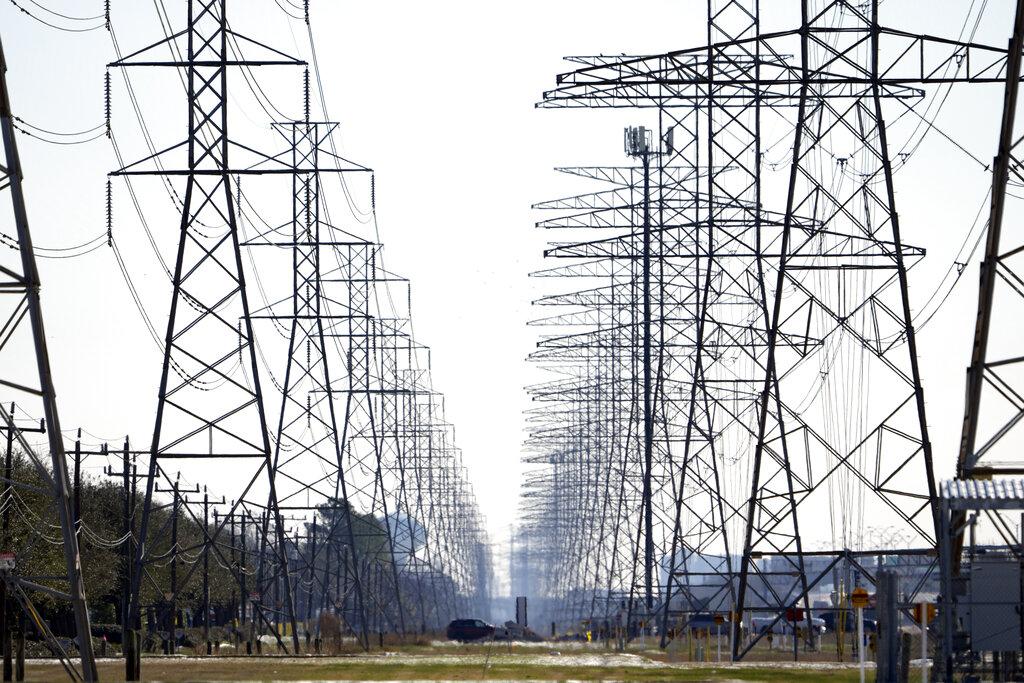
(25, 650, 869, 682)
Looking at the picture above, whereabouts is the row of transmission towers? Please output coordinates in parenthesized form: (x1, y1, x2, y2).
(520, 0, 1019, 659)
(0, 1, 492, 680)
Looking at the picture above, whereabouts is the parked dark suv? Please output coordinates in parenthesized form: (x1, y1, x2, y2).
(446, 618, 495, 642)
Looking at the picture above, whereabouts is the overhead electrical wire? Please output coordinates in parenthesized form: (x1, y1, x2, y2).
(273, 0, 303, 22)
(0, 230, 106, 254)
(109, 239, 164, 354)
(912, 188, 992, 332)
(297, 2, 425, 395)
(14, 116, 104, 137)
(12, 122, 106, 145)
(7, 0, 104, 31)
(25, 0, 103, 21)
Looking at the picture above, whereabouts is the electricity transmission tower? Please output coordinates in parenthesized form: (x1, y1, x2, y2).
(244, 119, 487, 639)
(529, 0, 1017, 657)
(0, 35, 97, 683)
(1, 3, 492, 676)
(324, 240, 412, 634)
(527, 126, 726, 628)
(955, 0, 1024, 533)
(107, 0, 493, 649)
(938, 2, 1024, 675)
(110, 0, 307, 653)
(248, 119, 373, 647)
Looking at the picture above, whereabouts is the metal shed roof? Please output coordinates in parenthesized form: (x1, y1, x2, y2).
(941, 478, 1024, 510)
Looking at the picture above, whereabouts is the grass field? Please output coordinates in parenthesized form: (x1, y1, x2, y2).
(24, 649, 872, 682)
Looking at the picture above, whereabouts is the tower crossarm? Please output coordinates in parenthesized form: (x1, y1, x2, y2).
(540, 28, 1012, 108)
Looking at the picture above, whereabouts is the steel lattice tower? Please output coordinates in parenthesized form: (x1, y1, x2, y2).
(110, 0, 307, 652)
(954, 0, 1024, 522)
(0, 35, 98, 683)
(530, 0, 1019, 657)
(249, 119, 373, 647)
(332, 242, 410, 633)
(939, 0, 1024, 675)
(1, 1, 492, 673)
(527, 140, 721, 630)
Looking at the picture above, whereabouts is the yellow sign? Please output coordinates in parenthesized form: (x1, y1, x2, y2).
(910, 603, 937, 625)
(851, 587, 870, 609)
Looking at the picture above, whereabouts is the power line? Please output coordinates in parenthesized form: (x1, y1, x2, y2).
(7, 0, 104, 31)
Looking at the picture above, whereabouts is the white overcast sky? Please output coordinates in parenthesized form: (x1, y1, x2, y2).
(0, 0, 1021, 551)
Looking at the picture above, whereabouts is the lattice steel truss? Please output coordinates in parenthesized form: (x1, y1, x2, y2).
(523, 0, 1014, 657)
(939, 0, 1024, 676)
(954, 0, 1024, 539)
(0, 34, 97, 683)
(107, 1, 491, 661)
(247, 119, 373, 647)
(110, 0, 307, 652)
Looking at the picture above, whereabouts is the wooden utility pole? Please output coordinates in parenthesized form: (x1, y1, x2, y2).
(169, 473, 180, 655)
(203, 486, 211, 655)
(72, 431, 81, 529)
(1, 403, 14, 683)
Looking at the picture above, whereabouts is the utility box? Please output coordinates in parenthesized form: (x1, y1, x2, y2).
(968, 556, 1023, 652)
(515, 596, 528, 628)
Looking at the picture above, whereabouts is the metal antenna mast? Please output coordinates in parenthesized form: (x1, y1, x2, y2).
(0, 35, 97, 683)
(109, 0, 307, 657)
(526, 140, 718, 631)
(623, 127, 658, 616)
